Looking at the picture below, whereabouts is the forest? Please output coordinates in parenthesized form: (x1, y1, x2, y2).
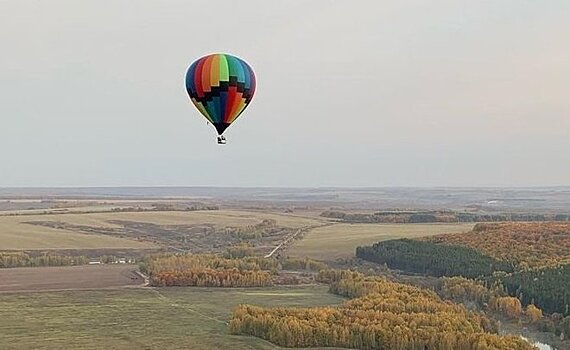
(150, 267, 272, 287)
(427, 223, 570, 318)
(499, 264, 570, 316)
(356, 222, 570, 339)
(356, 239, 513, 278)
(230, 272, 533, 350)
(438, 276, 570, 339)
(437, 277, 495, 308)
(321, 210, 570, 224)
(142, 253, 275, 287)
(427, 222, 570, 268)
(141, 252, 326, 287)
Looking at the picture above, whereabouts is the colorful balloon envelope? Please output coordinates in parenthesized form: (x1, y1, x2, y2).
(185, 53, 256, 139)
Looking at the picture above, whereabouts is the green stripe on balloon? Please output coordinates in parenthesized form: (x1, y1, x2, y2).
(219, 54, 229, 82)
(226, 55, 245, 83)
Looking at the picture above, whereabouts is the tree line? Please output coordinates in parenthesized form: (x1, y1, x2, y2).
(151, 268, 272, 287)
(141, 252, 328, 287)
(143, 254, 274, 287)
(322, 210, 570, 224)
(0, 252, 93, 268)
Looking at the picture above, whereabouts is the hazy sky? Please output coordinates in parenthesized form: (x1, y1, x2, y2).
(1, 1, 569, 187)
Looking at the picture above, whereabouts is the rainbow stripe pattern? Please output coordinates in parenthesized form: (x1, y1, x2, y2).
(185, 53, 256, 135)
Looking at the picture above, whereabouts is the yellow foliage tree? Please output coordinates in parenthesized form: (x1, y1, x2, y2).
(491, 296, 523, 319)
(525, 304, 543, 323)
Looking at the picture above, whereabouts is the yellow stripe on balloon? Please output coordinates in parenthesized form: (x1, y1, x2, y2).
(210, 54, 220, 87)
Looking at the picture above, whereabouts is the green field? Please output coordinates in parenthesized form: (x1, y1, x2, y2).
(287, 223, 473, 260)
(0, 210, 321, 250)
(0, 285, 344, 350)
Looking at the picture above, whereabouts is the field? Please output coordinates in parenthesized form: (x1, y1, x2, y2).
(0, 285, 345, 350)
(0, 216, 155, 250)
(0, 210, 322, 251)
(3, 210, 322, 228)
(287, 223, 473, 260)
(0, 191, 566, 349)
(0, 265, 142, 292)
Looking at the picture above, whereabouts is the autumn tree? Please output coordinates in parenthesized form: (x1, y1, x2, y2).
(525, 304, 543, 323)
(230, 274, 534, 350)
(491, 296, 523, 319)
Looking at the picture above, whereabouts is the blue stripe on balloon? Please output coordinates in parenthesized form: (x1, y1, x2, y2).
(185, 61, 197, 93)
(219, 91, 228, 123)
(212, 96, 221, 123)
(204, 100, 217, 123)
(240, 59, 251, 89)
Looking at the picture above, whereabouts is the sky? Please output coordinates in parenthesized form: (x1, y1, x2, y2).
(1, 0, 569, 187)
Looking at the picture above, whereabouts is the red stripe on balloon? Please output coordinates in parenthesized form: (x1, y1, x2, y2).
(194, 58, 205, 98)
(224, 86, 237, 123)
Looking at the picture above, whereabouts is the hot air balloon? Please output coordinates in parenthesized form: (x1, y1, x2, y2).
(185, 53, 256, 144)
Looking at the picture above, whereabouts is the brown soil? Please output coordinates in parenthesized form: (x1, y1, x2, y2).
(0, 265, 143, 292)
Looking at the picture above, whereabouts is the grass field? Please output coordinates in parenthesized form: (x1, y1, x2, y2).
(0, 285, 344, 350)
(0, 217, 155, 250)
(0, 210, 321, 251)
(287, 223, 474, 260)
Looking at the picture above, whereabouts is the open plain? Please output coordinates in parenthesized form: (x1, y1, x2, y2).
(0, 285, 345, 350)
